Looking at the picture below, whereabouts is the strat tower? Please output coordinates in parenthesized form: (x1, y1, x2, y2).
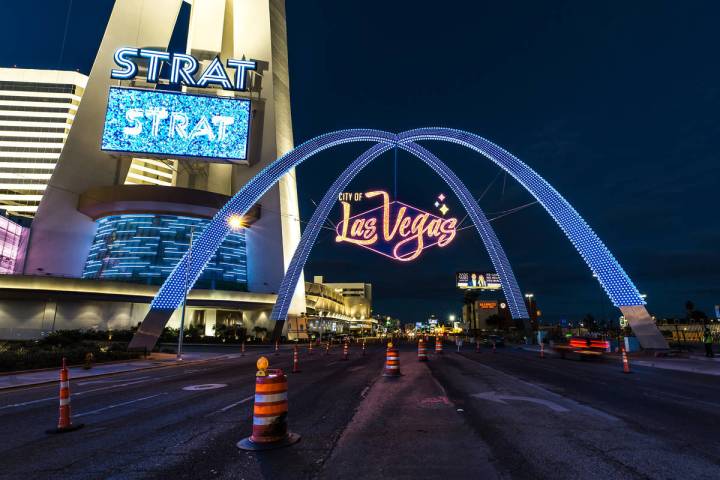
(24, 0, 305, 322)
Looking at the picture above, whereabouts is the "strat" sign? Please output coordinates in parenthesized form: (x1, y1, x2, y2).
(335, 191, 458, 261)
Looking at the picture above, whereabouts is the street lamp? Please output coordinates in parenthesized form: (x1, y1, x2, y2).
(228, 214, 244, 231)
(177, 225, 195, 361)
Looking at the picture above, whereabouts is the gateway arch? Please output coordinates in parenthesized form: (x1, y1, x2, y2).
(129, 128, 668, 350)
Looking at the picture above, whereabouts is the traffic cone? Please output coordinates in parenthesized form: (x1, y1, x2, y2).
(492, 341, 497, 354)
(325, 342, 330, 355)
(540, 342, 545, 359)
(308, 341, 314, 355)
(241, 342, 246, 357)
(418, 339, 428, 362)
(435, 336, 443, 354)
(274, 340, 280, 356)
(292, 346, 301, 373)
(342, 341, 349, 360)
(622, 347, 631, 374)
(476, 340, 480, 353)
(237, 357, 300, 450)
(362, 339, 366, 356)
(383, 342, 401, 377)
(47, 358, 83, 434)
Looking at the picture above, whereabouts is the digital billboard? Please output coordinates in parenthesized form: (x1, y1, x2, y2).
(101, 87, 251, 161)
(456, 272, 502, 290)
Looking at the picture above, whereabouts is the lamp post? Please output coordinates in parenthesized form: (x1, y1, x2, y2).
(177, 225, 195, 361)
(178, 214, 243, 361)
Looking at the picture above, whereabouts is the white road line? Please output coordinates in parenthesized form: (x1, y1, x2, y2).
(0, 396, 56, 410)
(77, 376, 150, 386)
(207, 395, 254, 416)
(74, 393, 167, 417)
(360, 386, 370, 398)
(76, 378, 152, 395)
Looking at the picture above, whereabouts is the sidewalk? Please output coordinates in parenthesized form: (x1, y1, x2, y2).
(0, 351, 229, 390)
(518, 344, 720, 376)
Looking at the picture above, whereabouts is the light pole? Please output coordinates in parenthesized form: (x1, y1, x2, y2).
(177, 225, 195, 361)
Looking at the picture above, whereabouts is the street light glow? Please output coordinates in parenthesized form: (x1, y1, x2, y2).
(227, 214, 244, 231)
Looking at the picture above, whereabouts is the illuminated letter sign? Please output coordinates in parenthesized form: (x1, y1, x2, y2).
(101, 87, 251, 161)
(335, 191, 458, 261)
(110, 48, 256, 91)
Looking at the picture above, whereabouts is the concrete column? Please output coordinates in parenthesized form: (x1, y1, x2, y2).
(204, 309, 217, 337)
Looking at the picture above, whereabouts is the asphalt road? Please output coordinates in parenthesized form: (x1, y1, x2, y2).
(1, 341, 719, 479)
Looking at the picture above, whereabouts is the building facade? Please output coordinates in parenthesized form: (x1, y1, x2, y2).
(0, 68, 87, 219)
(0, 0, 308, 340)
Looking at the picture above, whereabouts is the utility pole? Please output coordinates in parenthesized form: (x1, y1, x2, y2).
(178, 225, 195, 361)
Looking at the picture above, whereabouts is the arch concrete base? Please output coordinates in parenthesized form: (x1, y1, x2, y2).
(619, 305, 669, 350)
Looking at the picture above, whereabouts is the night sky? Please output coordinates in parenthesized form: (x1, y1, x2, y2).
(1, 1, 718, 324)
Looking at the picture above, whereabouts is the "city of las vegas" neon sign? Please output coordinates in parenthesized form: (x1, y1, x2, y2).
(335, 191, 458, 261)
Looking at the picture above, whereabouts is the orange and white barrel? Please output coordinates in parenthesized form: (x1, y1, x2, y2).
(418, 339, 428, 361)
(47, 357, 83, 434)
(435, 337, 443, 354)
(238, 358, 300, 450)
(342, 341, 349, 360)
(383, 343, 401, 376)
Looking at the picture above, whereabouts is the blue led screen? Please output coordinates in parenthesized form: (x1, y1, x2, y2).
(101, 87, 251, 161)
(83, 214, 247, 291)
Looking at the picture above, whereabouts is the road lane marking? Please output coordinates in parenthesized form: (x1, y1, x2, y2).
(182, 383, 228, 391)
(360, 386, 370, 398)
(78, 376, 150, 386)
(206, 395, 255, 417)
(76, 378, 152, 395)
(75, 393, 167, 417)
(0, 396, 57, 410)
(471, 391, 569, 412)
(0, 380, 152, 410)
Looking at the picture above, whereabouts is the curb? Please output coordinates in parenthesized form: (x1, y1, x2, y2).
(0, 354, 237, 392)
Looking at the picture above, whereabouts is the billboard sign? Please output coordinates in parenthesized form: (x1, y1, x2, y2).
(101, 87, 251, 161)
(456, 272, 502, 290)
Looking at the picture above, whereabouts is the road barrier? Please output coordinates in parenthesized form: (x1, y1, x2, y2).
(47, 357, 83, 434)
(342, 341, 349, 360)
(292, 346, 300, 373)
(435, 337, 443, 354)
(238, 357, 300, 450)
(622, 346, 632, 374)
(418, 339, 428, 362)
(383, 342, 401, 377)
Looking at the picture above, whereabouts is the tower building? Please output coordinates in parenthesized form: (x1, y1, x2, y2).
(0, 68, 87, 219)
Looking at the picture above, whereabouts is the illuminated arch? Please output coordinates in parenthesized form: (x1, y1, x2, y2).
(129, 128, 667, 350)
(270, 141, 529, 326)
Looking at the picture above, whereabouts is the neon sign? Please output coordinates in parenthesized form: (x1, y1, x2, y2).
(111, 48, 256, 91)
(335, 191, 458, 261)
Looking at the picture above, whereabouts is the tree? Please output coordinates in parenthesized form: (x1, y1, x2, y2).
(582, 313, 597, 331)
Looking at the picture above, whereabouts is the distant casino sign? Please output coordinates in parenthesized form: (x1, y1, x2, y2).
(456, 272, 502, 290)
(101, 87, 250, 161)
